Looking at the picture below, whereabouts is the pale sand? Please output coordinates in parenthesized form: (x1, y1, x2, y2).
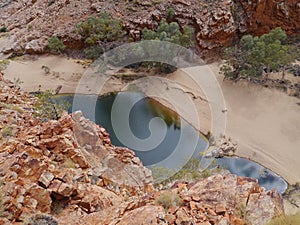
(217, 65, 300, 185)
(3, 55, 86, 93)
(3, 56, 300, 185)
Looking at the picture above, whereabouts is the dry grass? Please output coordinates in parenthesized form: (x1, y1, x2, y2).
(155, 191, 182, 210)
(266, 212, 300, 225)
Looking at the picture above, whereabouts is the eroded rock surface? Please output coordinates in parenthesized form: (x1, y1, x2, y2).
(0, 0, 299, 57)
(0, 72, 152, 223)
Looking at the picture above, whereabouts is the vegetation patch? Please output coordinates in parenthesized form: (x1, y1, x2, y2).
(152, 158, 225, 188)
(155, 191, 182, 210)
(75, 13, 126, 59)
(266, 212, 300, 225)
(141, 19, 194, 48)
(166, 7, 175, 19)
(0, 59, 10, 71)
(0, 102, 23, 114)
(1, 125, 14, 138)
(220, 27, 296, 81)
(141, 19, 194, 73)
(0, 26, 7, 33)
(47, 36, 66, 53)
(33, 90, 69, 120)
(23, 213, 58, 225)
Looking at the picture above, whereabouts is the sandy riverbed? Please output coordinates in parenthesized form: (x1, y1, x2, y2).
(3, 55, 300, 187)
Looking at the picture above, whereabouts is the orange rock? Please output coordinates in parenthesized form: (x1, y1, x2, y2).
(190, 201, 198, 211)
(165, 213, 176, 224)
(215, 204, 226, 215)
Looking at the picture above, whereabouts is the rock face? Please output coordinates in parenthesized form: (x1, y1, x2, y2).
(57, 174, 285, 225)
(0, 71, 285, 224)
(204, 136, 238, 158)
(0, 72, 152, 223)
(0, 0, 299, 57)
(234, 0, 300, 36)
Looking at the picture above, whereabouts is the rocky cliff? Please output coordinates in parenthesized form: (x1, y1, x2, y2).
(0, 72, 285, 224)
(0, 0, 299, 57)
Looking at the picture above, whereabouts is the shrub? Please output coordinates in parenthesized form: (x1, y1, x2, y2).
(13, 77, 24, 87)
(63, 158, 76, 169)
(33, 90, 69, 120)
(167, 7, 175, 19)
(1, 125, 14, 138)
(75, 13, 126, 47)
(0, 27, 7, 33)
(142, 19, 194, 48)
(23, 214, 58, 225)
(0, 102, 23, 114)
(48, 0, 55, 7)
(155, 191, 182, 210)
(0, 59, 10, 71)
(141, 19, 195, 73)
(47, 36, 66, 53)
(152, 158, 225, 188)
(83, 46, 104, 60)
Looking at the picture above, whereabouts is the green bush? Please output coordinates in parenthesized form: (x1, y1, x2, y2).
(0, 27, 7, 33)
(167, 7, 175, 19)
(83, 46, 104, 60)
(75, 13, 126, 47)
(155, 191, 182, 210)
(47, 36, 66, 53)
(142, 19, 194, 48)
(220, 27, 296, 80)
(140, 19, 194, 73)
(33, 90, 69, 120)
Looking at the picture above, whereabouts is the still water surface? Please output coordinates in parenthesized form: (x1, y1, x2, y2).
(58, 92, 287, 193)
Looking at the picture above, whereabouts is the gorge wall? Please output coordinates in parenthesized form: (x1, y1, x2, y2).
(0, 0, 299, 58)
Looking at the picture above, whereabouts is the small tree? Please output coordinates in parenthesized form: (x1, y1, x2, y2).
(47, 36, 66, 53)
(166, 7, 175, 19)
(141, 19, 195, 73)
(142, 19, 194, 48)
(75, 13, 126, 59)
(221, 27, 296, 80)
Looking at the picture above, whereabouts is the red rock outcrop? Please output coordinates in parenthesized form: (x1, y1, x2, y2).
(0, 71, 285, 224)
(57, 174, 285, 225)
(0, 0, 299, 57)
(0, 72, 152, 223)
(234, 0, 300, 36)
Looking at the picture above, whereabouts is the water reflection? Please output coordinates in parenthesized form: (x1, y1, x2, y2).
(147, 98, 181, 130)
(58, 92, 287, 193)
(216, 157, 287, 193)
